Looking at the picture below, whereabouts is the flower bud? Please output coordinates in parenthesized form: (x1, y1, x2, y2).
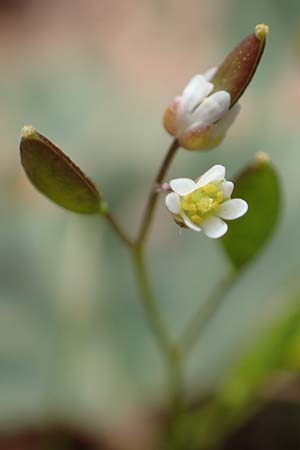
(163, 24, 268, 151)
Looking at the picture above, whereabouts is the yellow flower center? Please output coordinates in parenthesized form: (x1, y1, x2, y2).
(180, 183, 224, 224)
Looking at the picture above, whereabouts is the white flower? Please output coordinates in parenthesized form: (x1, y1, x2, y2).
(165, 165, 248, 238)
(163, 68, 240, 151)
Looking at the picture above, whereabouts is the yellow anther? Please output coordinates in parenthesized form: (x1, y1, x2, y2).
(216, 191, 224, 202)
(181, 201, 188, 209)
(184, 203, 197, 213)
(202, 183, 217, 194)
(191, 214, 202, 224)
(181, 185, 225, 223)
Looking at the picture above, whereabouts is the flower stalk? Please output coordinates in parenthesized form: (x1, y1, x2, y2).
(103, 210, 134, 248)
(136, 138, 179, 245)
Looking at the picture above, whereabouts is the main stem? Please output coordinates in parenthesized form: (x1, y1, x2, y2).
(132, 245, 184, 416)
(104, 138, 185, 443)
(133, 137, 184, 417)
(132, 245, 172, 356)
(136, 138, 179, 245)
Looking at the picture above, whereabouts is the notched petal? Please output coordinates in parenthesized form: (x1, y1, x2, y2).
(217, 198, 248, 220)
(192, 91, 230, 125)
(196, 165, 226, 187)
(220, 181, 234, 198)
(170, 178, 196, 195)
(182, 75, 213, 110)
(201, 216, 228, 238)
(165, 192, 181, 214)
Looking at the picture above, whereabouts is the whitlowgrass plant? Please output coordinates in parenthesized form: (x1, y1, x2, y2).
(20, 24, 282, 450)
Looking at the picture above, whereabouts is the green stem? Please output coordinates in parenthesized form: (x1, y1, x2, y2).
(132, 245, 172, 354)
(136, 138, 179, 245)
(178, 271, 237, 358)
(103, 139, 185, 445)
(132, 137, 185, 420)
(104, 211, 133, 248)
(132, 245, 184, 415)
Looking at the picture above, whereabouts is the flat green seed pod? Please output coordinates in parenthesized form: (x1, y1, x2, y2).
(20, 126, 101, 214)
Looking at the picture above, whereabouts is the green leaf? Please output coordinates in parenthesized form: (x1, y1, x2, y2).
(220, 305, 300, 410)
(183, 303, 300, 449)
(212, 24, 268, 107)
(222, 154, 281, 269)
(20, 126, 101, 214)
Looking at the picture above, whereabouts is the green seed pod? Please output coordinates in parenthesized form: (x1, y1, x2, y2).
(20, 126, 102, 214)
(211, 24, 268, 107)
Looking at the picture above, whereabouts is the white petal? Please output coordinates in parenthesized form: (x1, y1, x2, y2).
(170, 178, 196, 195)
(201, 216, 228, 238)
(165, 192, 181, 214)
(182, 214, 202, 232)
(209, 102, 241, 138)
(196, 165, 226, 187)
(182, 75, 213, 111)
(217, 199, 248, 220)
(175, 98, 192, 135)
(220, 181, 234, 198)
(191, 90, 230, 126)
(203, 66, 218, 81)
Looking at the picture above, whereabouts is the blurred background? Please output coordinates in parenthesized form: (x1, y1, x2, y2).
(0, 0, 300, 448)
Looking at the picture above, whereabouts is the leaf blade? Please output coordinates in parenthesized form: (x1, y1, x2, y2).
(222, 154, 281, 269)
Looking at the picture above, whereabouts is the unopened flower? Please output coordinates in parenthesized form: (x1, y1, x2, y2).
(163, 69, 240, 151)
(165, 165, 248, 238)
(163, 25, 268, 151)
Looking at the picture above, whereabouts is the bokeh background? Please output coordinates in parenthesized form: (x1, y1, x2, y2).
(0, 0, 300, 444)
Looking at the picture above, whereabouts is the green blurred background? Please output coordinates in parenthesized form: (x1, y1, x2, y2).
(0, 0, 300, 438)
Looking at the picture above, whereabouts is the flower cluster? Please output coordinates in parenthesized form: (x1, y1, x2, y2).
(165, 165, 248, 238)
(163, 69, 240, 151)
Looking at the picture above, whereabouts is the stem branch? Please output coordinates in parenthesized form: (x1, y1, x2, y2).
(179, 271, 237, 357)
(136, 138, 179, 245)
(104, 211, 133, 248)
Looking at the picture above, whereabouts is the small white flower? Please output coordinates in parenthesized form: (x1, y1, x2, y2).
(165, 165, 248, 238)
(163, 68, 240, 151)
